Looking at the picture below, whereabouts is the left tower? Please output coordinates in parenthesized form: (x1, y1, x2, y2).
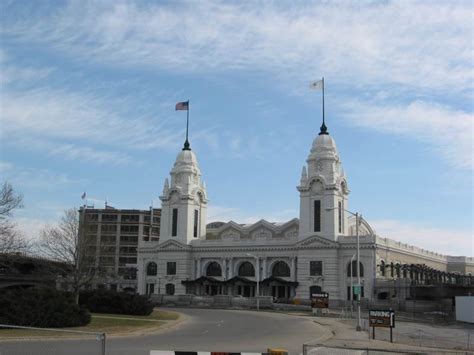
(159, 144, 208, 245)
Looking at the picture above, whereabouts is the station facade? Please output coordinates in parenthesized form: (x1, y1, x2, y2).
(136, 121, 473, 303)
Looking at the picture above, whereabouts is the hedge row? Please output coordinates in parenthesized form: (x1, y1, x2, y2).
(79, 290, 153, 315)
(0, 288, 90, 328)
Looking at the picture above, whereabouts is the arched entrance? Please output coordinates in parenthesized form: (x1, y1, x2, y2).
(309, 285, 322, 299)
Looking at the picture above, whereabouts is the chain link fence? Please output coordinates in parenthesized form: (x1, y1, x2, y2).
(0, 324, 106, 355)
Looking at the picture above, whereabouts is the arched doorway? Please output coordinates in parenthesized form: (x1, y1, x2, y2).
(309, 285, 322, 299)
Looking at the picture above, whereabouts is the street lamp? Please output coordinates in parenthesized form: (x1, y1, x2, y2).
(349, 253, 356, 317)
(326, 207, 364, 331)
(246, 253, 260, 311)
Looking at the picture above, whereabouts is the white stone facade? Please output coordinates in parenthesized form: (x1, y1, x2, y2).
(137, 126, 472, 303)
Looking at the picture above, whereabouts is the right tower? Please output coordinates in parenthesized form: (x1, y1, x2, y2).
(297, 121, 349, 241)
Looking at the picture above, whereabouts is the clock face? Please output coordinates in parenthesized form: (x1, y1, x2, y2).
(317, 161, 323, 171)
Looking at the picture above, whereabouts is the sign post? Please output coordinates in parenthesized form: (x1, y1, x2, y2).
(369, 309, 395, 342)
(311, 292, 329, 315)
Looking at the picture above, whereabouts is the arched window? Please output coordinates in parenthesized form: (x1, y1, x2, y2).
(347, 261, 364, 277)
(206, 262, 222, 277)
(272, 261, 290, 277)
(147, 262, 157, 276)
(396, 264, 401, 278)
(165, 283, 175, 295)
(380, 261, 385, 276)
(238, 262, 255, 277)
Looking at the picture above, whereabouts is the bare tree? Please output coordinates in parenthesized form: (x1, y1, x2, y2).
(40, 208, 96, 304)
(0, 182, 28, 253)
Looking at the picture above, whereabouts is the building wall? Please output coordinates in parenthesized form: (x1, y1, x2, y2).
(80, 207, 161, 291)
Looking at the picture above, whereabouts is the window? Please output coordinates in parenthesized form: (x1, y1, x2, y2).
(85, 213, 98, 221)
(272, 261, 290, 277)
(120, 225, 139, 233)
(310, 261, 323, 276)
(119, 246, 137, 254)
(146, 283, 155, 295)
(100, 235, 115, 244)
(347, 261, 364, 277)
(147, 262, 157, 276)
(102, 214, 118, 222)
(380, 261, 385, 276)
(87, 224, 98, 233)
(167, 262, 176, 275)
(165, 283, 175, 295)
(101, 224, 117, 233)
(338, 201, 342, 233)
(206, 262, 222, 277)
(121, 215, 139, 223)
(119, 256, 137, 266)
(172, 209, 178, 236)
(151, 227, 160, 236)
(314, 200, 321, 232)
(193, 209, 199, 238)
(120, 235, 138, 243)
(238, 262, 255, 277)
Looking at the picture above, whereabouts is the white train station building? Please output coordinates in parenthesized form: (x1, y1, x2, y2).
(137, 121, 473, 304)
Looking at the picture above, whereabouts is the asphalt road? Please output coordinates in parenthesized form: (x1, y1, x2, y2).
(0, 308, 324, 355)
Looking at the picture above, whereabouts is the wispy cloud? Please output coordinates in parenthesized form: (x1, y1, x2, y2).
(371, 219, 473, 257)
(0, 160, 84, 190)
(2, 1, 471, 94)
(339, 99, 473, 170)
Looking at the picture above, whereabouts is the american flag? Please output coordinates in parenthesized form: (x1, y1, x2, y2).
(175, 101, 189, 111)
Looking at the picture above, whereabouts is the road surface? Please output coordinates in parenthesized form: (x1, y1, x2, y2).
(0, 308, 325, 355)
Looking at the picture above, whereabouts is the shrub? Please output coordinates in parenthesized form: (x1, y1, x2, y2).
(0, 287, 91, 327)
(79, 290, 153, 315)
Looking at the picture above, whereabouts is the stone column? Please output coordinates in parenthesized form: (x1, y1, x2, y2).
(262, 257, 267, 279)
(290, 257, 296, 281)
(197, 258, 202, 278)
(228, 258, 233, 278)
(222, 258, 228, 280)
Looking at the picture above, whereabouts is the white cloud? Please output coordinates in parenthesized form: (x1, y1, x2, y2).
(0, 160, 83, 190)
(339, 99, 473, 170)
(3, 1, 472, 93)
(371, 219, 473, 257)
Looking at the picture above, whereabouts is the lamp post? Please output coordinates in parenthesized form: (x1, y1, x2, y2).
(326, 207, 364, 331)
(350, 253, 356, 317)
(246, 253, 260, 311)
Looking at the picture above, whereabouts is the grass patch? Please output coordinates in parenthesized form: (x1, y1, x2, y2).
(0, 309, 179, 339)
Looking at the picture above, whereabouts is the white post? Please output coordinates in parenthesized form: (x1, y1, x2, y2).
(356, 212, 362, 331)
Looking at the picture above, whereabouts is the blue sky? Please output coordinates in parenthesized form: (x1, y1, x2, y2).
(0, 1, 472, 256)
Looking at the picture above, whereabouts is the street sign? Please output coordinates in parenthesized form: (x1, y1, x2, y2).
(353, 285, 361, 295)
(369, 309, 395, 342)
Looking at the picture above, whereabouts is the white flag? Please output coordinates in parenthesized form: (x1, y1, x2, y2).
(310, 79, 323, 90)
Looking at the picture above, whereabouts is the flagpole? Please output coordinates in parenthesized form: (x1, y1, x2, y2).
(183, 100, 190, 150)
(322, 77, 325, 126)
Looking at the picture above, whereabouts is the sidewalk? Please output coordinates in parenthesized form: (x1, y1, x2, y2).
(282, 310, 474, 353)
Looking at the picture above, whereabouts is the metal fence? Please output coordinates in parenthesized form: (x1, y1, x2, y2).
(302, 344, 474, 355)
(0, 324, 106, 355)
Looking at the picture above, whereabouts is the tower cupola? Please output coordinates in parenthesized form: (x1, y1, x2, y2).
(297, 125, 349, 240)
(159, 148, 208, 244)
